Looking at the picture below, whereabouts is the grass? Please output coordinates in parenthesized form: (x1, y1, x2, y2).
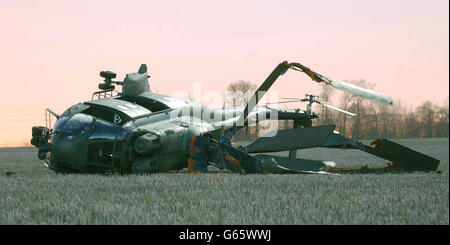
(0, 138, 448, 225)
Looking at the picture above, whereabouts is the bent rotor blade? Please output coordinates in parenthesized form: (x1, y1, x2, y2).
(289, 62, 393, 105)
(358, 139, 440, 171)
(323, 134, 440, 171)
(246, 125, 335, 153)
(237, 61, 290, 126)
(328, 79, 393, 105)
(322, 103, 356, 117)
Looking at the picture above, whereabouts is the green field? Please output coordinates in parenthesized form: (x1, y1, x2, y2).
(0, 138, 448, 224)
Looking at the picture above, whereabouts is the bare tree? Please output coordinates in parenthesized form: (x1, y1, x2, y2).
(318, 83, 335, 125)
(393, 101, 407, 138)
(224, 80, 257, 140)
(347, 80, 372, 140)
(336, 89, 353, 136)
(403, 110, 419, 138)
(365, 101, 378, 139)
(224, 80, 257, 108)
(435, 98, 449, 137)
(416, 101, 435, 137)
(377, 103, 391, 138)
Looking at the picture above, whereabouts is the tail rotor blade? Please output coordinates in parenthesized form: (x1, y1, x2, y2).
(264, 100, 302, 105)
(281, 97, 303, 100)
(323, 103, 356, 117)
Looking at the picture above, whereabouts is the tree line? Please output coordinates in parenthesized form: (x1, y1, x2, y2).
(315, 80, 449, 140)
(226, 80, 449, 141)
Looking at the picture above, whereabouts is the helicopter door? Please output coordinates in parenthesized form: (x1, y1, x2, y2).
(85, 118, 127, 172)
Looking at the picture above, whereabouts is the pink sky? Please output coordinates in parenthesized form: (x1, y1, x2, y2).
(0, 0, 448, 146)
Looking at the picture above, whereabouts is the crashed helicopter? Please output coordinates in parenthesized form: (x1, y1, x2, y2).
(31, 61, 440, 174)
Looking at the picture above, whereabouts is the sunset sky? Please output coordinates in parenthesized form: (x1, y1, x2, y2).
(0, 0, 448, 146)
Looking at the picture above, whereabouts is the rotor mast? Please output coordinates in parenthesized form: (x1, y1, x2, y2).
(96, 64, 151, 97)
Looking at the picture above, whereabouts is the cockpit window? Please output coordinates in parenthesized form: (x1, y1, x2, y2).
(84, 98, 152, 124)
(82, 107, 130, 125)
(52, 116, 69, 134)
(60, 103, 90, 118)
(59, 114, 95, 140)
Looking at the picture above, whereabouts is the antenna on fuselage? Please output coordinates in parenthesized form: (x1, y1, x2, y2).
(98, 71, 122, 90)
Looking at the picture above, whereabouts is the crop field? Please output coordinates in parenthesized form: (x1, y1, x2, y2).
(0, 138, 448, 225)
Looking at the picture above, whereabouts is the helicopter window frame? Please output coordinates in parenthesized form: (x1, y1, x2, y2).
(58, 113, 96, 140)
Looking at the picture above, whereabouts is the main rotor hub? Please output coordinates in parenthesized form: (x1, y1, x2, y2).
(301, 94, 320, 105)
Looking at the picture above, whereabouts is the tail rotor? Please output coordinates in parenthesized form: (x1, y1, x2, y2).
(264, 94, 356, 117)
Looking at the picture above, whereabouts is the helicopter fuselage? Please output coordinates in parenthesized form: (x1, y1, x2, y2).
(46, 92, 312, 173)
(31, 62, 440, 174)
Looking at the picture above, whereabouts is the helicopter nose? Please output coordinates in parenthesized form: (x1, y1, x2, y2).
(50, 114, 94, 170)
(51, 132, 89, 170)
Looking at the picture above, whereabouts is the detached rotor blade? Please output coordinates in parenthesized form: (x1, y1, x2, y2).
(246, 125, 335, 153)
(322, 103, 356, 117)
(255, 154, 335, 174)
(289, 62, 393, 105)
